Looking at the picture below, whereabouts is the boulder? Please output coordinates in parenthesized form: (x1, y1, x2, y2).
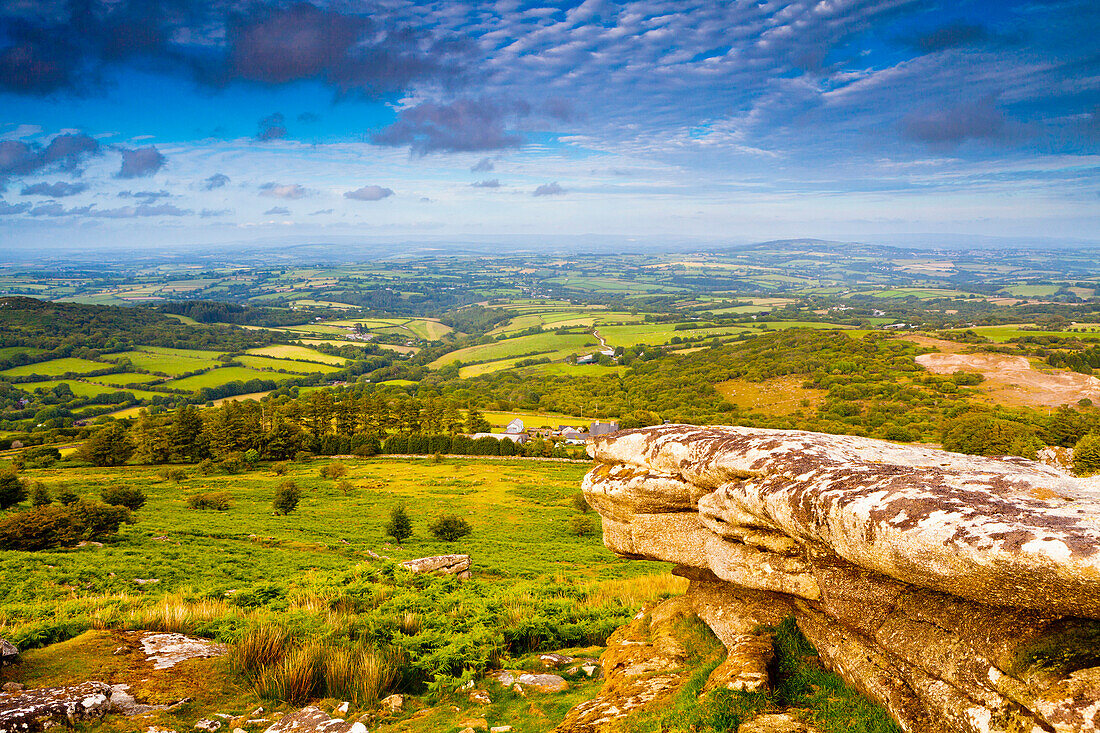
(0, 681, 112, 731)
(738, 713, 819, 733)
(262, 707, 366, 733)
(0, 639, 17, 667)
(582, 424, 1100, 733)
(399, 554, 471, 578)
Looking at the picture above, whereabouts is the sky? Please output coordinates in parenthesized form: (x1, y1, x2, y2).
(0, 0, 1098, 251)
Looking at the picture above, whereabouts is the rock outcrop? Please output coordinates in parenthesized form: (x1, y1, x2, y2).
(140, 632, 226, 670)
(400, 554, 471, 578)
(582, 424, 1100, 733)
(0, 639, 16, 667)
(263, 707, 367, 733)
(0, 681, 112, 732)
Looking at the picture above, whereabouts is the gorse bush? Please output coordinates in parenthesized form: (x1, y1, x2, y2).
(571, 492, 591, 513)
(0, 470, 27, 510)
(428, 514, 472, 542)
(569, 513, 596, 536)
(320, 462, 347, 480)
(0, 500, 134, 550)
(187, 491, 231, 510)
(157, 467, 187, 483)
(273, 480, 301, 515)
(101, 484, 146, 511)
(1074, 433, 1100, 476)
(30, 482, 51, 507)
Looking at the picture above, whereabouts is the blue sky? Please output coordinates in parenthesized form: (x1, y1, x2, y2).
(1, 0, 1098, 250)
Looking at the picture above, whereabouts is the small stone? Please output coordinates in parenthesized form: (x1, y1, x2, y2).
(468, 689, 492, 705)
(581, 664, 599, 677)
(234, 729, 247, 733)
(490, 727, 513, 733)
(459, 728, 475, 733)
(516, 673, 568, 693)
(380, 693, 404, 712)
(194, 719, 221, 731)
(336, 701, 349, 714)
(538, 653, 573, 668)
(0, 637, 19, 666)
(458, 717, 487, 730)
(1, 682, 25, 692)
(511, 684, 526, 697)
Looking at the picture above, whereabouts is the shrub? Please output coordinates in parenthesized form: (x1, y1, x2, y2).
(571, 492, 591, 513)
(294, 450, 312, 463)
(336, 480, 353, 496)
(1074, 433, 1100, 476)
(941, 413, 1043, 459)
(385, 504, 412, 544)
(0, 501, 134, 550)
(188, 491, 231, 511)
(55, 487, 80, 506)
(569, 514, 595, 536)
(21, 445, 60, 469)
(320, 462, 348, 480)
(273, 480, 301, 515)
(243, 448, 260, 467)
(0, 470, 27, 510)
(428, 514, 472, 542)
(272, 461, 289, 476)
(221, 455, 245, 474)
(30, 482, 51, 507)
(157, 467, 188, 483)
(101, 484, 147, 511)
(197, 458, 217, 475)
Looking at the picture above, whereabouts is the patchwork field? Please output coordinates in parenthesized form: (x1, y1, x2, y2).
(106, 347, 225, 376)
(716, 376, 827, 416)
(160, 366, 300, 391)
(1, 357, 109, 377)
(430, 332, 599, 368)
(245, 345, 348, 365)
(236, 355, 342, 374)
(86, 372, 160, 386)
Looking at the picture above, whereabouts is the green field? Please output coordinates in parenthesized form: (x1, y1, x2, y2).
(106, 347, 225, 376)
(597, 323, 751, 348)
(0, 346, 44, 359)
(482, 410, 593, 429)
(18, 379, 122, 397)
(953, 325, 1100, 342)
(1, 357, 109, 377)
(236, 355, 342, 374)
(86, 372, 160, 386)
(161, 366, 300, 391)
(246, 345, 348, 365)
(999, 284, 1061, 297)
(430, 332, 598, 368)
(488, 310, 643, 336)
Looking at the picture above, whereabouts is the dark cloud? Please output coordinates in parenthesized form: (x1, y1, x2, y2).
(471, 157, 494, 172)
(533, 182, 565, 196)
(257, 112, 287, 141)
(0, 2, 472, 98)
(25, 201, 190, 217)
(906, 23, 989, 53)
(309, 208, 333, 215)
(471, 179, 500, 188)
(116, 146, 165, 178)
(902, 97, 1007, 144)
(200, 208, 231, 218)
(20, 181, 87, 197)
(0, 133, 100, 177)
(372, 99, 525, 155)
(259, 182, 312, 199)
(117, 189, 170, 201)
(0, 201, 31, 215)
(264, 206, 290, 215)
(93, 203, 191, 218)
(202, 173, 230, 190)
(344, 185, 394, 201)
(298, 112, 321, 124)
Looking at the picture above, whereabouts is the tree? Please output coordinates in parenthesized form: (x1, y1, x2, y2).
(273, 480, 301, 515)
(569, 514, 596, 536)
(0, 470, 27, 510)
(385, 504, 412, 544)
(465, 406, 490, 434)
(1074, 433, 1100, 476)
(941, 413, 1043, 459)
(429, 514, 472, 541)
(78, 422, 135, 466)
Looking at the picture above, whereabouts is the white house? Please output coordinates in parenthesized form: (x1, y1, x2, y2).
(505, 418, 525, 434)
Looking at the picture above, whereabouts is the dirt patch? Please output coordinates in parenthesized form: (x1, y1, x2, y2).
(716, 376, 825, 416)
(915, 350, 1100, 408)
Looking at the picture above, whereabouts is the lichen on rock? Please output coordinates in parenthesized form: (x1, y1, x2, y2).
(581, 424, 1100, 733)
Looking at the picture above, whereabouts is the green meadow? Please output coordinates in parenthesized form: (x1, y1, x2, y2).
(1, 357, 110, 378)
(161, 367, 301, 391)
(430, 332, 599, 368)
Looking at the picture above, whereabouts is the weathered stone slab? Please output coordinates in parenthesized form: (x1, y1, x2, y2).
(141, 632, 226, 670)
(589, 424, 1100, 617)
(0, 681, 111, 732)
(583, 424, 1100, 733)
(400, 554, 471, 578)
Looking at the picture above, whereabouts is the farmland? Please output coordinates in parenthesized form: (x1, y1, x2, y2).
(161, 366, 302, 391)
(245, 345, 349, 365)
(107, 347, 225, 376)
(430, 332, 599, 368)
(1, 357, 111, 378)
